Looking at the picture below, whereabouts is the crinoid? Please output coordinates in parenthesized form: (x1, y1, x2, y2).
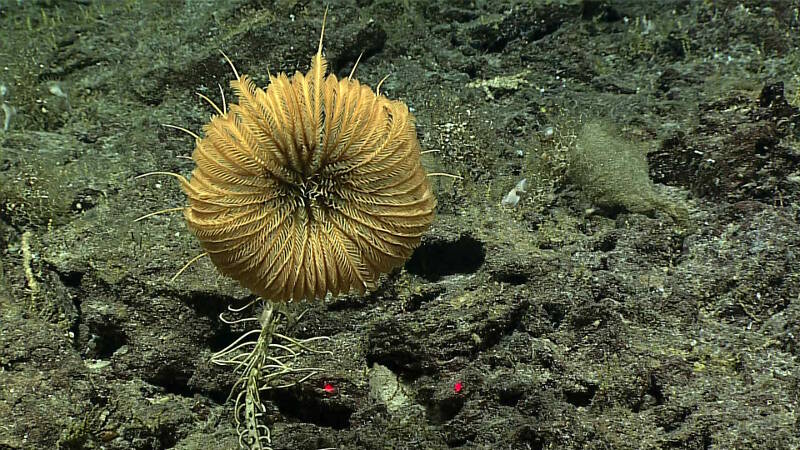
(177, 16, 435, 302)
(137, 10, 456, 450)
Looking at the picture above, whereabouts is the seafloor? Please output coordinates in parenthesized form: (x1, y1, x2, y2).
(1, 1, 799, 449)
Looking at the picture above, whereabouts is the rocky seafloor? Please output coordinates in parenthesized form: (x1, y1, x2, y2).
(1, 1, 799, 449)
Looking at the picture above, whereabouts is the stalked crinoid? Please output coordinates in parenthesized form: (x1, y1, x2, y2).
(137, 10, 449, 450)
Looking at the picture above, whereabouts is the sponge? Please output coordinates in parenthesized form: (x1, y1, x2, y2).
(568, 120, 686, 220)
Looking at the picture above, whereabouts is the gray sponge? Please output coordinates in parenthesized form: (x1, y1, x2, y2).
(568, 120, 687, 220)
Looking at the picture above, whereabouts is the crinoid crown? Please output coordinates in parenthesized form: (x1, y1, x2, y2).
(179, 21, 436, 302)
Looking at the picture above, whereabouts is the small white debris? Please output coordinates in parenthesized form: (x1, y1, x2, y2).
(1, 103, 15, 131)
(501, 178, 527, 207)
(513, 178, 527, 194)
(502, 190, 520, 207)
(46, 81, 71, 110)
(47, 81, 68, 98)
(85, 360, 112, 370)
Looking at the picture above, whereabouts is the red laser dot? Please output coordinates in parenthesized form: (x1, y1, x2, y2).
(323, 383, 336, 394)
(454, 381, 463, 393)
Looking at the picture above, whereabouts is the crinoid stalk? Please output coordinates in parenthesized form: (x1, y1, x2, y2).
(211, 301, 329, 449)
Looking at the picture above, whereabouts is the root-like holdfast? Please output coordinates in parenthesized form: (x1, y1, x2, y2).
(212, 300, 331, 449)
